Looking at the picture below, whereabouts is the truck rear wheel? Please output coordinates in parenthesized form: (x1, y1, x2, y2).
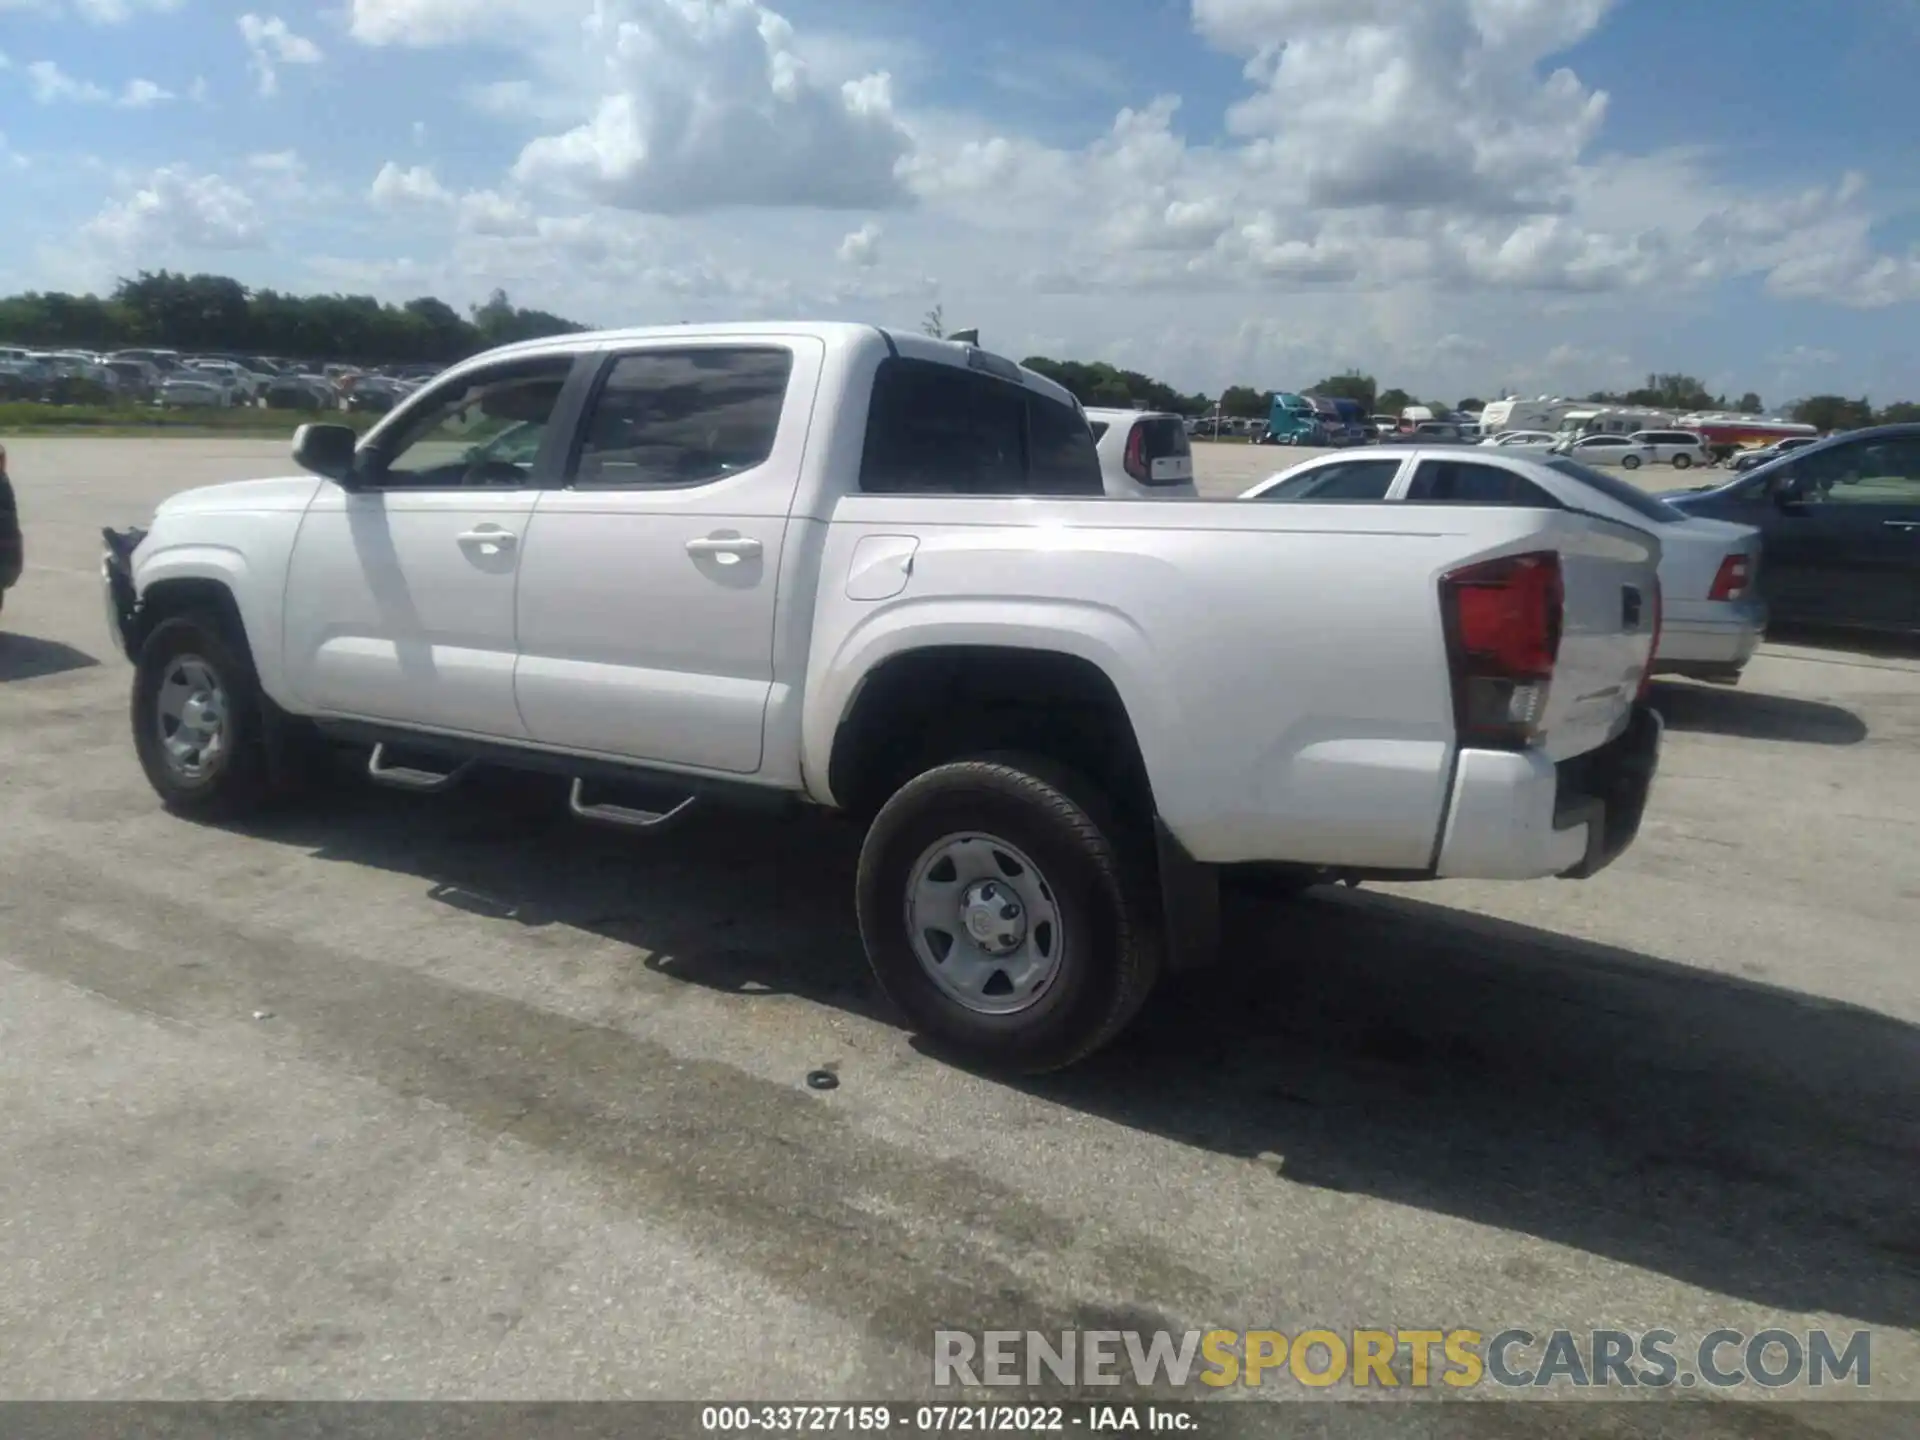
(855, 756, 1161, 1073)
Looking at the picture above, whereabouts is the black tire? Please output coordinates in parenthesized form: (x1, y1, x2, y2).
(1621, 453, 1642, 470)
(856, 756, 1162, 1074)
(1224, 867, 1324, 902)
(1672, 452, 1693, 469)
(131, 610, 278, 819)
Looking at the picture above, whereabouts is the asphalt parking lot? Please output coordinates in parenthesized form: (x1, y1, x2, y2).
(1, 437, 1917, 1409)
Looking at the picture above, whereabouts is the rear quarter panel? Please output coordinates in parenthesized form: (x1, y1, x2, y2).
(805, 498, 1615, 869)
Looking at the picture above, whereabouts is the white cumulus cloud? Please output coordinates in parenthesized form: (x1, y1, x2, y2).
(0, 0, 182, 21)
(238, 13, 323, 97)
(369, 161, 452, 206)
(20, 59, 173, 106)
(82, 166, 265, 251)
(346, 0, 553, 46)
(457, 188, 537, 237)
(837, 222, 882, 267)
(436, 0, 917, 212)
(119, 77, 174, 106)
(24, 59, 109, 102)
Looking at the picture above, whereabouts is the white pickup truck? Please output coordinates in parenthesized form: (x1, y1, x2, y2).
(102, 323, 1664, 1072)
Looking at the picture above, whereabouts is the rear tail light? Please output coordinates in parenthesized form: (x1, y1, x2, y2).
(1123, 423, 1149, 485)
(1708, 553, 1751, 601)
(1440, 551, 1563, 749)
(1638, 578, 1663, 700)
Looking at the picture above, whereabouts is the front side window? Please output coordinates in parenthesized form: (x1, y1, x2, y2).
(1796, 437, 1920, 504)
(376, 357, 574, 489)
(571, 347, 793, 489)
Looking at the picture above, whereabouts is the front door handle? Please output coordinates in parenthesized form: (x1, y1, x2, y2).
(685, 535, 762, 560)
(457, 527, 517, 551)
(1883, 520, 1920, 532)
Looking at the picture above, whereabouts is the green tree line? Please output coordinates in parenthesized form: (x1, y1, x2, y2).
(5, 274, 1916, 429)
(0, 272, 586, 365)
(1019, 357, 1210, 416)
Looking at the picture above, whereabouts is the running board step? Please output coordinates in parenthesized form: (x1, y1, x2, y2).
(568, 778, 696, 831)
(367, 742, 473, 793)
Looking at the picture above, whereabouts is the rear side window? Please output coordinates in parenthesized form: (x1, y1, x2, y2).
(1406, 461, 1560, 508)
(860, 357, 1102, 496)
(1543, 458, 1687, 523)
(572, 347, 792, 488)
(1256, 458, 1402, 501)
(1124, 416, 1193, 488)
(1138, 417, 1191, 462)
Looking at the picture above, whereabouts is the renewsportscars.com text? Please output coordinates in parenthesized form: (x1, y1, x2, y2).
(933, 1328, 1872, 1391)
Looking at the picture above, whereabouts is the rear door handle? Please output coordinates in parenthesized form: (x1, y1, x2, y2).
(685, 536, 762, 560)
(1883, 520, 1920, 532)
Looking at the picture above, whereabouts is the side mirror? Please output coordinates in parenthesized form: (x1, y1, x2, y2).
(292, 422, 361, 486)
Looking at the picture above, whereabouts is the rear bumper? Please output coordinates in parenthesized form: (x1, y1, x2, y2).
(1435, 705, 1663, 881)
(1654, 600, 1765, 673)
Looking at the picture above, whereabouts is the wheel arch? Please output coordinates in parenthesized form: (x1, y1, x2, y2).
(135, 575, 255, 664)
(824, 643, 1155, 825)
(821, 640, 1219, 971)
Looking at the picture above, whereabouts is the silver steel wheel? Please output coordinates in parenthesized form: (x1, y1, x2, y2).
(155, 654, 229, 781)
(905, 831, 1066, 1016)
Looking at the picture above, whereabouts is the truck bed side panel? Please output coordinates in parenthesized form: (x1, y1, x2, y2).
(805, 498, 1657, 869)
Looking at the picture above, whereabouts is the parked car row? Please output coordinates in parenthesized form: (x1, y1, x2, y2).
(0, 343, 445, 409)
(1553, 429, 1711, 470)
(1245, 422, 1920, 678)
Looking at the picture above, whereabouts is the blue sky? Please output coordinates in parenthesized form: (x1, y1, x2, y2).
(2, 0, 1917, 405)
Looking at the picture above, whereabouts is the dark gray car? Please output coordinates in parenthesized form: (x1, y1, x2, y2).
(1662, 423, 1920, 634)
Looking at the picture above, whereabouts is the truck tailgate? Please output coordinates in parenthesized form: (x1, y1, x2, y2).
(1525, 511, 1662, 762)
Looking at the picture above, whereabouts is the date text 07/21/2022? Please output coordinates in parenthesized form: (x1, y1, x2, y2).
(700, 1404, 1196, 1433)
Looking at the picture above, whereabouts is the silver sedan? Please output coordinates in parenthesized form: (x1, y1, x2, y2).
(1240, 447, 1766, 684)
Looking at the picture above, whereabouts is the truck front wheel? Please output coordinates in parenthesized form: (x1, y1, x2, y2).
(131, 611, 279, 819)
(855, 757, 1161, 1073)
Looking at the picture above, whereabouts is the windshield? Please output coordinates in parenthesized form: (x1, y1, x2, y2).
(1543, 458, 1688, 524)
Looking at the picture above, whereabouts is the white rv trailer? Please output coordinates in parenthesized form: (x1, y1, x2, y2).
(1479, 397, 1583, 435)
(1557, 406, 1677, 438)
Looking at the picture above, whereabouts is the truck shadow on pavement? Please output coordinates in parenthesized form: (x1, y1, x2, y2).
(1648, 680, 1868, 745)
(247, 766, 1919, 1331)
(0, 631, 99, 682)
(1054, 887, 1918, 1331)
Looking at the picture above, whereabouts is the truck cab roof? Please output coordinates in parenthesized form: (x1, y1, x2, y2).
(480, 322, 1084, 415)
